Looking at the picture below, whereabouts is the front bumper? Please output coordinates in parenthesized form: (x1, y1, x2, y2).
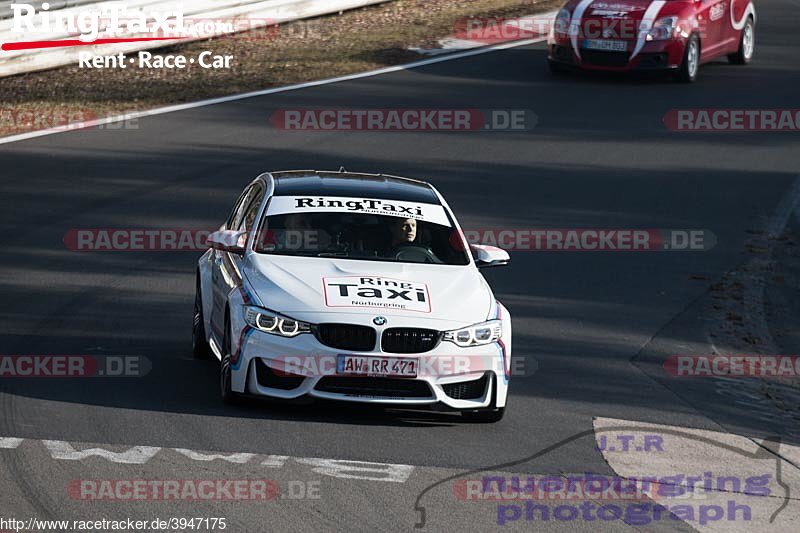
(231, 323, 510, 410)
(547, 35, 685, 72)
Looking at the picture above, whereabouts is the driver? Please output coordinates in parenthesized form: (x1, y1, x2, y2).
(385, 217, 441, 263)
(389, 218, 417, 247)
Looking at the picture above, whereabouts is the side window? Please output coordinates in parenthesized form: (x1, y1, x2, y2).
(228, 184, 263, 231)
(237, 187, 265, 234)
(226, 187, 252, 230)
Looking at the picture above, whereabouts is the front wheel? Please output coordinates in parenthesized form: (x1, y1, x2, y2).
(728, 17, 754, 65)
(675, 34, 700, 83)
(548, 60, 568, 75)
(221, 316, 244, 405)
(192, 274, 211, 360)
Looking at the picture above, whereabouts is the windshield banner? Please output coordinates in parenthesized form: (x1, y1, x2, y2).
(266, 196, 451, 226)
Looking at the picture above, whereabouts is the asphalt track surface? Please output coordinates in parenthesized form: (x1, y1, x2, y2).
(1, 1, 800, 531)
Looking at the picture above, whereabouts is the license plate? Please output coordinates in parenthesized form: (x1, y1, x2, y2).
(583, 39, 627, 52)
(337, 355, 417, 377)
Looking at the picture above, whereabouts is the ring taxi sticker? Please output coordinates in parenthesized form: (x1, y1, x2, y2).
(323, 276, 431, 313)
(266, 196, 451, 227)
(590, 2, 645, 15)
(710, 2, 725, 21)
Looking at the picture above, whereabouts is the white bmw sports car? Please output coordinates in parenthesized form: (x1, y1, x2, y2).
(193, 170, 512, 422)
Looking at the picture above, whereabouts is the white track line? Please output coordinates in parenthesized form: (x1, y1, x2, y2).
(0, 35, 547, 146)
(768, 176, 800, 238)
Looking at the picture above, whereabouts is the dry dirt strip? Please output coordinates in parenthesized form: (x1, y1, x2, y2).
(0, 31, 550, 146)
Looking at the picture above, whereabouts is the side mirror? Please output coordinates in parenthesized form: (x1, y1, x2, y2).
(207, 230, 247, 255)
(470, 244, 510, 268)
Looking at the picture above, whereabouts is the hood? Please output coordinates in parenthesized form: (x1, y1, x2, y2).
(243, 254, 494, 329)
(582, 0, 653, 17)
(565, 0, 688, 38)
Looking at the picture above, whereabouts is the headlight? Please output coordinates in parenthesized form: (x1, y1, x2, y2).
(443, 320, 502, 347)
(646, 16, 679, 41)
(244, 306, 311, 337)
(553, 8, 571, 36)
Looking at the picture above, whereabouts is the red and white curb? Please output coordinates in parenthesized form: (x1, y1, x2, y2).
(410, 12, 556, 56)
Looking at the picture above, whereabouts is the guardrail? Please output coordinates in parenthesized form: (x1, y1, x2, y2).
(0, 0, 390, 77)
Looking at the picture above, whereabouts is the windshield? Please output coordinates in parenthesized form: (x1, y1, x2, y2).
(254, 211, 470, 265)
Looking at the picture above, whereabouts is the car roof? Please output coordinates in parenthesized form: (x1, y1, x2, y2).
(268, 170, 441, 204)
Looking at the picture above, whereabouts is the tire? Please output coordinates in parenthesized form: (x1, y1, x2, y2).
(675, 34, 700, 83)
(220, 313, 244, 405)
(548, 60, 567, 75)
(728, 17, 754, 65)
(192, 274, 211, 360)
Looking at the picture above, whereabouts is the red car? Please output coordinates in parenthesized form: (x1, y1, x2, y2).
(547, 0, 756, 82)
